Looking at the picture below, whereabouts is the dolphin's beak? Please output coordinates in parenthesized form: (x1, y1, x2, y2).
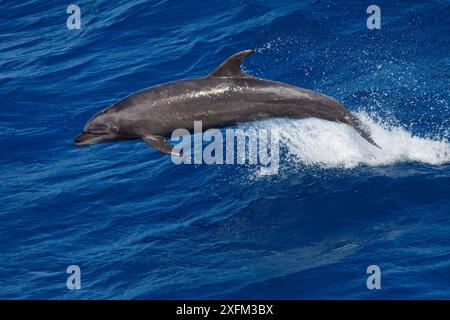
(74, 132, 110, 146)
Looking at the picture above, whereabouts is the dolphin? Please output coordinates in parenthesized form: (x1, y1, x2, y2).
(75, 50, 380, 155)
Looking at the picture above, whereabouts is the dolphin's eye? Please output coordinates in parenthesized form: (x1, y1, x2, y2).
(110, 126, 119, 133)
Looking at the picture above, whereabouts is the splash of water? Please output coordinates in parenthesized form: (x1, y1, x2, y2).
(253, 112, 450, 169)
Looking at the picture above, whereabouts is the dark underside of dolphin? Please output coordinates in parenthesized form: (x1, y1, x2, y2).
(75, 50, 380, 155)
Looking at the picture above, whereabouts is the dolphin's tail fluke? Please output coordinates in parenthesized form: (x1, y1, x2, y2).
(348, 115, 381, 149)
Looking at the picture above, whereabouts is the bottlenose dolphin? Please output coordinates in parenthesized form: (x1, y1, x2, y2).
(75, 50, 379, 155)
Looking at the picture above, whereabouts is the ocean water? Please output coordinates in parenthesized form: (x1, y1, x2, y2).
(0, 0, 449, 299)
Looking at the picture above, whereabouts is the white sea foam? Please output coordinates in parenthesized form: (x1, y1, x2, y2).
(251, 112, 450, 169)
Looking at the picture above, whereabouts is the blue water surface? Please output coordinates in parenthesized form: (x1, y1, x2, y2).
(0, 0, 449, 299)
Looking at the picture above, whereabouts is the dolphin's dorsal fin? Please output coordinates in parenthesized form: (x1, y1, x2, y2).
(208, 50, 254, 78)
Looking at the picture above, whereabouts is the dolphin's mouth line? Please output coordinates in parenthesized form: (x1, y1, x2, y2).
(75, 131, 113, 146)
(82, 131, 110, 136)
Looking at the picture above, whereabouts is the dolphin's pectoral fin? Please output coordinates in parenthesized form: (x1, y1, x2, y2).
(143, 135, 182, 156)
(208, 49, 255, 78)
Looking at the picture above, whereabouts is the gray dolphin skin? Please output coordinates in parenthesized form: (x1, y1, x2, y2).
(75, 50, 380, 155)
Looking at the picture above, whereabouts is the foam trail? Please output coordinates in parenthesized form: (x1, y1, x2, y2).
(253, 112, 450, 169)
